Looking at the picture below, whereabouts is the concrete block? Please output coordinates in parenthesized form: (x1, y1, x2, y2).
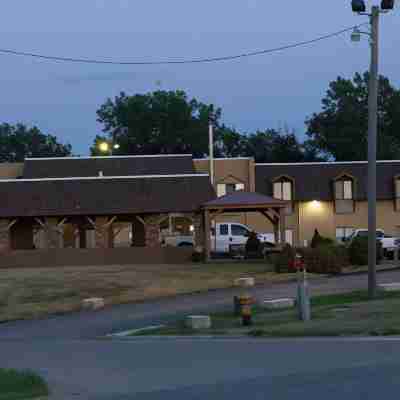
(261, 298, 295, 310)
(378, 283, 400, 292)
(185, 315, 212, 330)
(234, 277, 255, 288)
(82, 297, 105, 311)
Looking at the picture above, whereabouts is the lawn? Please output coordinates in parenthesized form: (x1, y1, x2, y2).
(131, 290, 400, 337)
(0, 369, 48, 400)
(0, 262, 299, 322)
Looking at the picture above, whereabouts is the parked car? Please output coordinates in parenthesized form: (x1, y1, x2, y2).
(345, 229, 400, 258)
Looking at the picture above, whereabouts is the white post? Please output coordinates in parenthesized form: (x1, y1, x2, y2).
(209, 122, 214, 185)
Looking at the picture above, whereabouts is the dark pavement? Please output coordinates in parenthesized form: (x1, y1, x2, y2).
(1, 269, 400, 399)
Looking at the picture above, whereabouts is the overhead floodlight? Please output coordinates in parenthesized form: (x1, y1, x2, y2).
(352, 0, 367, 12)
(381, 0, 395, 10)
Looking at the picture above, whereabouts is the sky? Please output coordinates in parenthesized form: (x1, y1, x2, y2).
(0, 0, 399, 156)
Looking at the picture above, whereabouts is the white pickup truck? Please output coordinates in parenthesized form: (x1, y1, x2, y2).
(346, 229, 400, 257)
(163, 222, 275, 254)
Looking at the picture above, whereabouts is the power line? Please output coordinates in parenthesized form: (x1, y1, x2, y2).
(0, 24, 367, 66)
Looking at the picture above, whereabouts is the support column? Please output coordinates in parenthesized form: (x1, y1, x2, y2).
(204, 210, 211, 262)
(0, 219, 11, 254)
(193, 213, 204, 251)
(144, 215, 162, 248)
(78, 226, 87, 249)
(131, 217, 146, 247)
(279, 208, 286, 246)
(94, 217, 113, 249)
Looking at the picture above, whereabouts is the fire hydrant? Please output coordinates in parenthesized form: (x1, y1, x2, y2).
(239, 295, 254, 326)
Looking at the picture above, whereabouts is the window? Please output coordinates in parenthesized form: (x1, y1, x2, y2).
(273, 179, 293, 214)
(273, 181, 292, 201)
(336, 227, 354, 243)
(217, 183, 245, 197)
(231, 224, 249, 237)
(335, 177, 354, 214)
(219, 224, 229, 236)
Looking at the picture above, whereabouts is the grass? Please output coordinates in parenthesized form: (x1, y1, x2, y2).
(130, 290, 400, 338)
(0, 369, 48, 400)
(0, 262, 301, 322)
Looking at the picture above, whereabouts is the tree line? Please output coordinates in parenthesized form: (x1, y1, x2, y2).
(2, 72, 400, 163)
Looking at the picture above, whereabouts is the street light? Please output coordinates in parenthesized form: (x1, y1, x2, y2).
(98, 141, 120, 155)
(351, 0, 396, 298)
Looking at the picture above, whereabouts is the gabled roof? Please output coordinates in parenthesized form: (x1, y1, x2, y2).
(256, 161, 400, 201)
(0, 174, 215, 218)
(203, 191, 287, 210)
(23, 154, 195, 179)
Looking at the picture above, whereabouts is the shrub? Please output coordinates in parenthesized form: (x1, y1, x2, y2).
(272, 244, 296, 273)
(310, 229, 334, 248)
(348, 237, 383, 266)
(303, 244, 349, 274)
(245, 231, 262, 258)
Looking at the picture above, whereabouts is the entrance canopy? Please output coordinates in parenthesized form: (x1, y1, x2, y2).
(201, 191, 289, 260)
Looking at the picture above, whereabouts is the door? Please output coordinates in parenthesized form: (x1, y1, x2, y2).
(215, 224, 230, 252)
(230, 224, 250, 249)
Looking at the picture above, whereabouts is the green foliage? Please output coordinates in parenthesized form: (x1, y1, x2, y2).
(306, 72, 400, 161)
(303, 244, 349, 274)
(94, 90, 324, 162)
(0, 123, 72, 162)
(245, 231, 261, 256)
(0, 368, 49, 399)
(94, 90, 222, 157)
(272, 244, 296, 273)
(310, 229, 334, 248)
(348, 237, 383, 266)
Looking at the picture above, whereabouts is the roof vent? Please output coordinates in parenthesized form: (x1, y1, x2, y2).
(98, 171, 104, 177)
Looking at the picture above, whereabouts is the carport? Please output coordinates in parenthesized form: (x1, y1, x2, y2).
(201, 191, 289, 261)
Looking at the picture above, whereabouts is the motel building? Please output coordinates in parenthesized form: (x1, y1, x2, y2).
(1, 154, 400, 266)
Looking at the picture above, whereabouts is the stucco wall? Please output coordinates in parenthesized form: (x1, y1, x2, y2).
(0, 163, 24, 179)
(194, 158, 254, 192)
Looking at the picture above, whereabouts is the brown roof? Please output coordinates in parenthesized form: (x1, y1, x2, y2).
(203, 191, 287, 210)
(23, 155, 195, 179)
(256, 161, 400, 201)
(0, 175, 215, 218)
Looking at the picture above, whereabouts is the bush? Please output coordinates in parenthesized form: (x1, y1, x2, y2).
(348, 237, 383, 266)
(245, 231, 262, 258)
(303, 244, 349, 274)
(272, 244, 296, 273)
(310, 229, 334, 248)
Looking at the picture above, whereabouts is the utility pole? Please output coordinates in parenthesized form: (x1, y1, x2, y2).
(209, 119, 214, 185)
(367, 5, 379, 298)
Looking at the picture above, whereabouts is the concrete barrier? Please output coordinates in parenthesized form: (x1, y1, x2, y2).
(378, 283, 400, 292)
(82, 297, 105, 311)
(261, 298, 295, 310)
(185, 315, 212, 330)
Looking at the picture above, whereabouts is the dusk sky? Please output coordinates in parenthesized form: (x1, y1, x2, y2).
(1, 1, 398, 156)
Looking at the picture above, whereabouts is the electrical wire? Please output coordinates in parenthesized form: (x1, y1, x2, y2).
(0, 24, 367, 66)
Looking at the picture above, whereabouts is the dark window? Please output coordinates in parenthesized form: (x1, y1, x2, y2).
(226, 184, 236, 194)
(220, 224, 229, 236)
(231, 225, 249, 237)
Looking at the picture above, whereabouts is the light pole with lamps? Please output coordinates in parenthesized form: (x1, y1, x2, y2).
(351, 0, 396, 298)
(98, 141, 120, 156)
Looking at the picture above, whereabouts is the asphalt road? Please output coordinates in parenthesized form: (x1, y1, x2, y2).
(1, 269, 400, 399)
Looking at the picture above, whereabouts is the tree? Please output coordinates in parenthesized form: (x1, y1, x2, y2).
(94, 90, 223, 157)
(0, 123, 72, 162)
(240, 129, 325, 163)
(306, 72, 400, 161)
